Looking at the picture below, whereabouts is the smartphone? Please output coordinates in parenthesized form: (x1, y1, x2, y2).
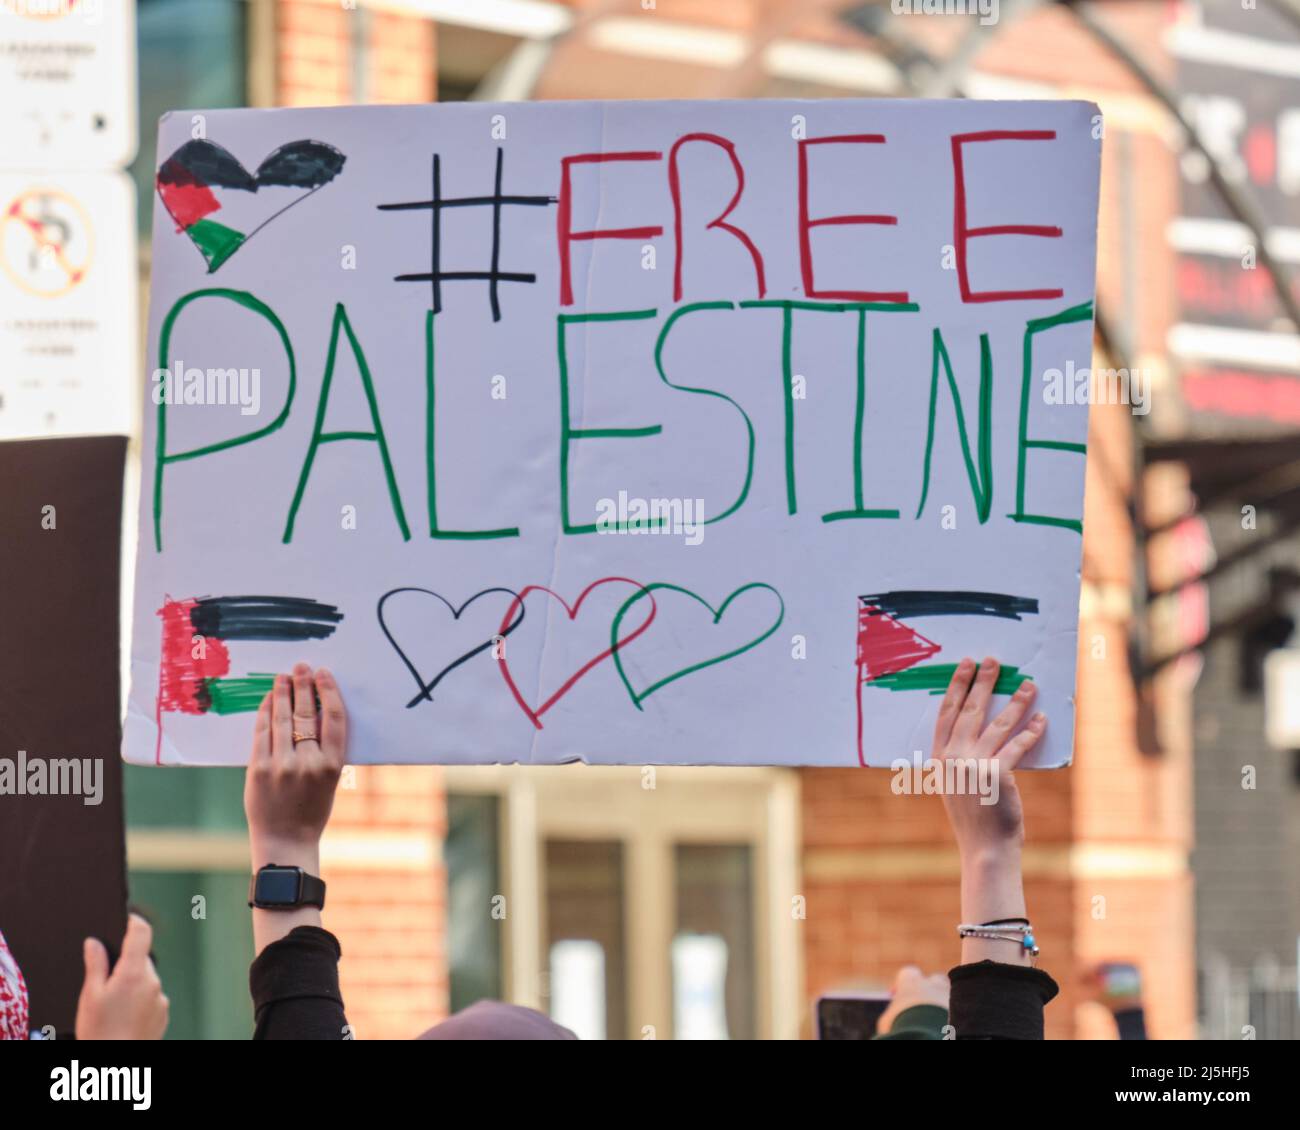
(815, 992, 891, 1040)
(1098, 962, 1142, 1000)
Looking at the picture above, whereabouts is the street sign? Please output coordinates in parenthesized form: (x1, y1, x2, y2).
(0, 170, 137, 438)
(0, 0, 137, 170)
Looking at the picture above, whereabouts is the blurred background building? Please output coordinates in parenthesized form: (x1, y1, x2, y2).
(4, 0, 1297, 1039)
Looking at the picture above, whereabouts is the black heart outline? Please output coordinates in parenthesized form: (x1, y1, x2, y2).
(155, 138, 347, 274)
(377, 586, 526, 709)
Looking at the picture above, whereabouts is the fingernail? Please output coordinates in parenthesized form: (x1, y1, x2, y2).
(316, 667, 332, 682)
(959, 657, 974, 671)
(982, 656, 996, 670)
(1031, 712, 1045, 725)
(293, 661, 310, 675)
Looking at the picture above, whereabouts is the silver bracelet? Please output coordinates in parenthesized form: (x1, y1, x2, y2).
(957, 923, 1040, 957)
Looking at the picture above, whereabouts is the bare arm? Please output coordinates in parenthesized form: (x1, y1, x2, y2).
(244, 664, 347, 955)
(932, 656, 1045, 967)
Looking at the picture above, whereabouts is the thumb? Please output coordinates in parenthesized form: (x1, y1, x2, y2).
(81, 936, 110, 994)
(892, 964, 924, 993)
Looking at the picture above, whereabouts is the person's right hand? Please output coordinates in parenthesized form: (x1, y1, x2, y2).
(876, 965, 950, 1035)
(933, 657, 1045, 966)
(933, 656, 1045, 859)
(75, 913, 169, 1040)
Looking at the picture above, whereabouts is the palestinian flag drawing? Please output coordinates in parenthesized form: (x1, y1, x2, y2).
(155, 139, 346, 273)
(855, 590, 1040, 765)
(155, 595, 343, 764)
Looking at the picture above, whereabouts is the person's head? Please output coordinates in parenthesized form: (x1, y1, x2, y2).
(418, 1000, 577, 1040)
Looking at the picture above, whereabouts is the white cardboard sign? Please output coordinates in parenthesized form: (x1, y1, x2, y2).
(124, 100, 1101, 768)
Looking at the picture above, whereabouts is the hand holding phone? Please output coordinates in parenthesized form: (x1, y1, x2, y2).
(815, 991, 891, 1040)
(816, 966, 950, 1039)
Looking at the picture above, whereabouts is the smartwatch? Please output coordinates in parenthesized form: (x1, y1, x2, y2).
(248, 864, 327, 910)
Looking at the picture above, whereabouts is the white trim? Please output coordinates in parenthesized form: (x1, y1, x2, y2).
(1168, 217, 1300, 265)
(320, 831, 439, 870)
(503, 773, 542, 1010)
(362, 0, 572, 40)
(587, 17, 749, 69)
(1168, 323, 1300, 371)
(762, 40, 900, 94)
(1166, 21, 1300, 79)
(765, 771, 804, 1040)
(127, 829, 439, 871)
(127, 830, 248, 871)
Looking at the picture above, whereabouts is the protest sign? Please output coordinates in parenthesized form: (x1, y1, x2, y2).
(124, 99, 1101, 768)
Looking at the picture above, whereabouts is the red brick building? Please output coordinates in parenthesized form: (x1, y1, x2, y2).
(127, 0, 1211, 1040)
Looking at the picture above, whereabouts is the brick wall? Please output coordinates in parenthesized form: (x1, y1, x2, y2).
(276, 0, 444, 1041)
(276, 0, 437, 107)
(320, 766, 448, 1040)
(798, 1, 1197, 1041)
(266, 0, 1197, 1041)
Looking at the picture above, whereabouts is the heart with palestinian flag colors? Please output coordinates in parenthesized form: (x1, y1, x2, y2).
(155, 138, 347, 273)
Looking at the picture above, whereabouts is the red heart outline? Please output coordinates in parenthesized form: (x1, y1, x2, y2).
(497, 577, 657, 730)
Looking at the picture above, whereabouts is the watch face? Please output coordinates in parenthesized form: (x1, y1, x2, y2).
(256, 868, 302, 905)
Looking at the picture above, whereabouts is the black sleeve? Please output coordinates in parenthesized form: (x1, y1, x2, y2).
(1114, 1006, 1148, 1041)
(249, 925, 349, 1040)
(947, 960, 1059, 1040)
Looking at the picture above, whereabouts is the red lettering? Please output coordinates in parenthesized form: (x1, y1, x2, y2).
(951, 130, 1063, 303)
(557, 151, 663, 306)
(797, 134, 906, 303)
(668, 133, 766, 302)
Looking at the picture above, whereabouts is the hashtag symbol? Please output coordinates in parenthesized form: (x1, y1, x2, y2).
(378, 148, 556, 322)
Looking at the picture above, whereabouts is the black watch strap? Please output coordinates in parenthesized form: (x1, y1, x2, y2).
(299, 871, 326, 909)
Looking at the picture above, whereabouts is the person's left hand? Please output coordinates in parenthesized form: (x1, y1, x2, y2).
(244, 664, 348, 954)
(75, 914, 169, 1040)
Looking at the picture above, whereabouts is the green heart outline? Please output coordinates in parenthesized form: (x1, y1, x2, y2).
(611, 582, 785, 710)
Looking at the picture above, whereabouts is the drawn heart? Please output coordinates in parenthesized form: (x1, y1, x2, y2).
(611, 582, 786, 710)
(496, 577, 658, 730)
(156, 138, 346, 274)
(377, 587, 525, 709)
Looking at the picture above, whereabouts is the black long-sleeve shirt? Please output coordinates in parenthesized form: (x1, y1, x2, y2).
(249, 928, 1060, 1041)
(948, 960, 1059, 1039)
(250, 926, 349, 1040)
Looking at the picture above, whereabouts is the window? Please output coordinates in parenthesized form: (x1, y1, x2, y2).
(441, 764, 802, 1039)
(543, 839, 627, 1040)
(128, 870, 253, 1039)
(445, 793, 504, 1012)
(673, 844, 756, 1039)
(131, 0, 248, 235)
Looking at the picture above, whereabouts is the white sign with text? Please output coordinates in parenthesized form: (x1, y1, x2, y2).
(124, 99, 1101, 768)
